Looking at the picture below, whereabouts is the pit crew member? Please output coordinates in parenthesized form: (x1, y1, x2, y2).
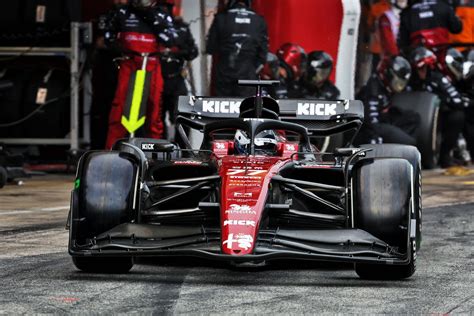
(379, 0, 409, 58)
(156, 0, 198, 140)
(354, 56, 420, 146)
(408, 46, 467, 167)
(301, 51, 340, 100)
(101, 0, 178, 149)
(206, 0, 268, 97)
(399, 0, 463, 59)
(276, 43, 308, 98)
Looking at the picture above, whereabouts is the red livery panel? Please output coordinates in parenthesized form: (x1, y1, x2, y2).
(219, 156, 290, 255)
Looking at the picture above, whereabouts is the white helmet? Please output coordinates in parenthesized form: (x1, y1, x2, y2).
(234, 130, 279, 155)
(234, 130, 251, 155)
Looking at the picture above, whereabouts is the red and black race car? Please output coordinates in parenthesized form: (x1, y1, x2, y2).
(67, 81, 422, 279)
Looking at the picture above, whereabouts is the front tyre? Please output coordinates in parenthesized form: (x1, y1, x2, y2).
(353, 158, 416, 280)
(70, 151, 138, 273)
(360, 144, 422, 250)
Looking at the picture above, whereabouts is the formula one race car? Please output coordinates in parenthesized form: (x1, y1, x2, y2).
(68, 80, 421, 280)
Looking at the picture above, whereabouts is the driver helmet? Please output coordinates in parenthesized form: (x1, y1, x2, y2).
(409, 46, 438, 70)
(255, 130, 279, 155)
(234, 130, 251, 155)
(234, 130, 279, 155)
(130, 0, 155, 8)
(261, 52, 280, 80)
(445, 48, 464, 81)
(276, 43, 307, 81)
(305, 51, 334, 87)
(377, 56, 412, 93)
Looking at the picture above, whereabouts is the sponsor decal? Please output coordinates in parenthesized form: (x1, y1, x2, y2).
(202, 100, 241, 114)
(223, 233, 254, 250)
(173, 161, 202, 165)
(299, 164, 333, 169)
(215, 142, 226, 149)
(235, 17, 251, 24)
(228, 198, 258, 203)
(125, 34, 155, 43)
(225, 204, 256, 215)
(223, 220, 256, 227)
(297, 102, 337, 116)
(141, 143, 155, 151)
(234, 192, 253, 198)
(230, 180, 261, 184)
(227, 169, 267, 176)
(285, 144, 297, 151)
(213, 142, 229, 155)
(230, 176, 263, 180)
(419, 11, 433, 19)
(230, 183, 261, 187)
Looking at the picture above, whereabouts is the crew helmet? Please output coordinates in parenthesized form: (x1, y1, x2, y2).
(276, 43, 307, 81)
(378, 56, 412, 93)
(445, 47, 465, 81)
(409, 46, 438, 69)
(305, 50, 334, 86)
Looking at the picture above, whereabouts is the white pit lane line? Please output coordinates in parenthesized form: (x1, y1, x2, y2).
(0, 206, 70, 216)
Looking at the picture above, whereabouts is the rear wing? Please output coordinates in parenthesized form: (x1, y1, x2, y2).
(177, 96, 363, 120)
(177, 96, 363, 137)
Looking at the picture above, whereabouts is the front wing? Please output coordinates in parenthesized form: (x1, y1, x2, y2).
(69, 223, 411, 265)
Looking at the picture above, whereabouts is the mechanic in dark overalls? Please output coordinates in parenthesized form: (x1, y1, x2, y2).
(300, 51, 340, 100)
(100, 0, 177, 149)
(399, 0, 463, 60)
(206, 0, 268, 97)
(408, 46, 467, 167)
(443, 47, 473, 163)
(156, 0, 198, 140)
(354, 56, 421, 146)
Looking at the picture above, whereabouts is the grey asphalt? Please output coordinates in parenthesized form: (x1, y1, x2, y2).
(0, 203, 472, 314)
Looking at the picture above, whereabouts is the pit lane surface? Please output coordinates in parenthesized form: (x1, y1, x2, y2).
(0, 172, 472, 314)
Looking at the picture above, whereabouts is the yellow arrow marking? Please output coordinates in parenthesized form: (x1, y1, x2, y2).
(462, 181, 474, 185)
(121, 70, 147, 134)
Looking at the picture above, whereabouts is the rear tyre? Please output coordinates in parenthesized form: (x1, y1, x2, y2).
(353, 158, 416, 280)
(72, 257, 134, 274)
(360, 144, 422, 250)
(391, 91, 441, 169)
(0, 166, 7, 188)
(71, 152, 137, 273)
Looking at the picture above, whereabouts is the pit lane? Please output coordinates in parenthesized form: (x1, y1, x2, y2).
(0, 171, 472, 314)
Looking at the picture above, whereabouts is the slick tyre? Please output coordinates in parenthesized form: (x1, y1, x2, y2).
(360, 144, 422, 250)
(353, 158, 416, 280)
(0, 166, 7, 188)
(391, 91, 441, 169)
(71, 152, 137, 273)
(72, 257, 134, 274)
